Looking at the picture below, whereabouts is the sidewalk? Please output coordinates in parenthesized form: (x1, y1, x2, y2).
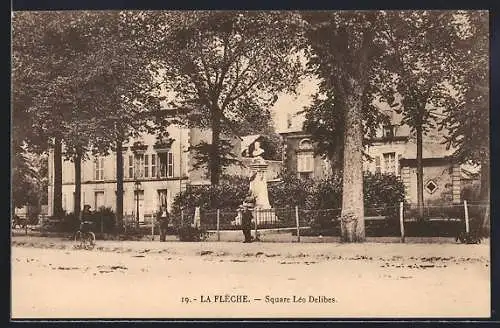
(11, 234, 489, 261)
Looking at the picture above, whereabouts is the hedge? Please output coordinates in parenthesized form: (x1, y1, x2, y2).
(173, 172, 406, 213)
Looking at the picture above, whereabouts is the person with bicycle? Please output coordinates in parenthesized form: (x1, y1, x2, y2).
(74, 205, 96, 249)
(79, 205, 92, 231)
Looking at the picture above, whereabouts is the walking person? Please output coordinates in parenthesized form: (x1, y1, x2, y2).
(157, 205, 170, 242)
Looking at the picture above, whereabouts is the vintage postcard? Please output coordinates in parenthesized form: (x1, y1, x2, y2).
(11, 9, 490, 319)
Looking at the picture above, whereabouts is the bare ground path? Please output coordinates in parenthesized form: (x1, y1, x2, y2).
(11, 236, 490, 319)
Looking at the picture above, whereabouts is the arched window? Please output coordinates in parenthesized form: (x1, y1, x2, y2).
(297, 139, 314, 177)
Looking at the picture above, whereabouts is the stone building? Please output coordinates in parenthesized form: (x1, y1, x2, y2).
(280, 114, 477, 205)
(47, 125, 190, 220)
(47, 126, 283, 219)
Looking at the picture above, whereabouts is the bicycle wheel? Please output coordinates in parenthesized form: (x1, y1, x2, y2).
(74, 231, 83, 249)
(84, 232, 96, 250)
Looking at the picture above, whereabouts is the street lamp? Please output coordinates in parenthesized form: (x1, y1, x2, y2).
(134, 179, 142, 229)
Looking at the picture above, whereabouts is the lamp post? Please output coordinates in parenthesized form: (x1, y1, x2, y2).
(134, 179, 142, 229)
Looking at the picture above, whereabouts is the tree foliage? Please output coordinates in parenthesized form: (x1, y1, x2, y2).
(439, 11, 489, 199)
(377, 11, 469, 215)
(140, 11, 305, 184)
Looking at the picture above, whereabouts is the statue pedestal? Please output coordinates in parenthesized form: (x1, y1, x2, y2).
(249, 161, 276, 224)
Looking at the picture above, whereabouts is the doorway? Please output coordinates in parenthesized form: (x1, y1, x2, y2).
(157, 189, 170, 212)
(94, 191, 105, 211)
(133, 190, 145, 222)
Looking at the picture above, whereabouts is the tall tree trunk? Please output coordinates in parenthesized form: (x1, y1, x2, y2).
(116, 139, 124, 232)
(340, 81, 365, 243)
(416, 123, 424, 219)
(74, 151, 82, 219)
(53, 137, 63, 218)
(479, 159, 489, 202)
(210, 108, 222, 186)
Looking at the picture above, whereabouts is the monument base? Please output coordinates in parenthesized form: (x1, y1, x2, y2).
(253, 208, 276, 225)
(232, 208, 277, 226)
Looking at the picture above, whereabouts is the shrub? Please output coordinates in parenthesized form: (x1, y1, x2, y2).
(363, 172, 405, 208)
(43, 213, 79, 233)
(268, 174, 317, 209)
(314, 176, 343, 209)
(172, 172, 406, 229)
(461, 183, 481, 202)
(172, 175, 251, 214)
(88, 207, 116, 233)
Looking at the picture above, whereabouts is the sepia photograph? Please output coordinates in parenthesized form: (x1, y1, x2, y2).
(11, 9, 490, 319)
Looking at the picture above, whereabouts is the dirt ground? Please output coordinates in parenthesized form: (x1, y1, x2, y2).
(11, 236, 490, 319)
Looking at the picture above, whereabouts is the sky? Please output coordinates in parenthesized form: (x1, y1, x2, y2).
(270, 76, 319, 133)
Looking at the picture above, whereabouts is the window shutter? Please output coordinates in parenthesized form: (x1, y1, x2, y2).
(101, 158, 105, 180)
(375, 156, 381, 173)
(144, 154, 149, 178)
(151, 154, 156, 178)
(398, 154, 402, 175)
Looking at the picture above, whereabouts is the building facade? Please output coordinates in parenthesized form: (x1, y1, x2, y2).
(281, 121, 471, 205)
(47, 125, 190, 219)
(279, 131, 333, 180)
(47, 126, 283, 218)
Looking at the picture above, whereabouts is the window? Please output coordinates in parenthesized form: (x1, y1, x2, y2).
(383, 125, 395, 138)
(158, 189, 169, 208)
(151, 154, 157, 178)
(297, 139, 314, 174)
(144, 155, 149, 178)
(94, 157, 104, 180)
(168, 152, 174, 177)
(375, 156, 381, 173)
(158, 152, 174, 178)
(297, 153, 314, 173)
(135, 154, 145, 178)
(128, 155, 134, 178)
(383, 152, 396, 174)
(425, 180, 438, 194)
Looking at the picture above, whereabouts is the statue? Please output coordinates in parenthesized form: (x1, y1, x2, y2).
(251, 141, 265, 163)
(248, 141, 271, 209)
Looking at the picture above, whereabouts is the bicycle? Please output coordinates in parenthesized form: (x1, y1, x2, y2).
(74, 221, 96, 250)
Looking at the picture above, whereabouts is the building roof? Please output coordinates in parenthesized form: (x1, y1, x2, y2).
(240, 134, 263, 155)
(400, 141, 455, 160)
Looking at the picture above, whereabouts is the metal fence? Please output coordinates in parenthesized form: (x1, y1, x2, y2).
(170, 201, 489, 242)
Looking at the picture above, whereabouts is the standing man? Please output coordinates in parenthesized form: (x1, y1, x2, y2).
(157, 205, 170, 242)
(240, 200, 254, 243)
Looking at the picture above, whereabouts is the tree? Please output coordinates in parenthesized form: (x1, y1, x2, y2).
(76, 11, 182, 230)
(12, 11, 97, 218)
(146, 11, 304, 185)
(303, 11, 387, 242)
(12, 11, 175, 227)
(440, 11, 489, 201)
(378, 11, 462, 218)
(302, 84, 389, 176)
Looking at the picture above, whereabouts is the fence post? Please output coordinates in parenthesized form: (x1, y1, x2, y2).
(181, 209, 184, 226)
(216, 209, 220, 241)
(399, 202, 405, 243)
(254, 209, 258, 240)
(295, 206, 300, 242)
(464, 200, 470, 233)
(482, 203, 490, 232)
(151, 216, 154, 241)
